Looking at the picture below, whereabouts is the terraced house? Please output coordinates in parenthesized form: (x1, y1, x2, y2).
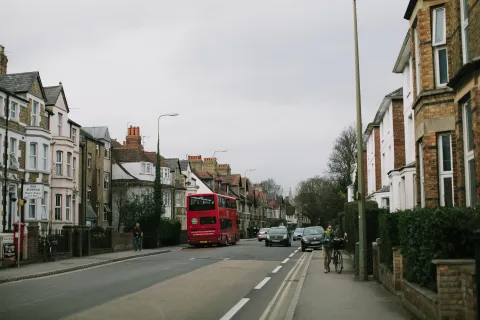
(0, 66, 54, 233)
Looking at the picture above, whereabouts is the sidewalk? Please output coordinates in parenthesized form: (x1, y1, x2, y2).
(0, 245, 185, 284)
(293, 250, 414, 320)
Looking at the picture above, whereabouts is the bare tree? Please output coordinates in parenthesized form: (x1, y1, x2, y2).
(259, 178, 283, 198)
(295, 176, 343, 226)
(327, 124, 357, 195)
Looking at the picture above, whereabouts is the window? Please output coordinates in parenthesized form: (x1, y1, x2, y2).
(96, 145, 100, 156)
(72, 195, 76, 224)
(463, 99, 476, 206)
(104, 143, 109, 159)
(141, 163, 146, 173)
(87, 186, 91, 199)
(10, 101, 17, 119)
(188, 195, 215, 211)
(57, 113, 63, 136)
(0, 96, 4, 116)
(419, 142, 425, 207)
(103, 204, 110, 222)
(66, 152, 72, 177)
(220, 219, 233, 230)
(71, 127, 77, 143)
(432, 7, 448, 86)
(41, 192, 47, 220)
(28, 198, 36, 219)
(65, 195, 71, 221)
(176, 192, 181, 206)
(42, 144, 48, 170)
(460, 0, 470, 63)
(54, 194, 62, 220)
(146, 163, 152, 174)
(164, 168, 168, 178)
(87, 153, 92, 168)
(104, 172, 109, 190)
(55, 151, 63, 176)
(438, 133, 454, 207)
(414, 27, 421, 95)
(9, 137, 18, 167)
(31, 101, 39, 126)
(73, 157, 76, 180)
(29, 143, 37, 169)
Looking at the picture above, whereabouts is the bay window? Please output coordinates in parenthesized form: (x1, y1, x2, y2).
(55, 151, 63, 176)
(414, 27, 421, 95)
(438, 133, 454, 207)
(432, 7, 449, 86)
(463, 99, 476, 206)
(419, 142, 425, 207)
(460, 0, 470, 63)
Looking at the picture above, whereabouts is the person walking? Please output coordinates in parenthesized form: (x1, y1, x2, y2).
(133, 223, 143, 252)
(323, 225, 334, 273)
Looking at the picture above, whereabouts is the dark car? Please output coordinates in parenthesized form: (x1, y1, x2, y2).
(265, 227, 291, 247)
(301, 226, 325, 252)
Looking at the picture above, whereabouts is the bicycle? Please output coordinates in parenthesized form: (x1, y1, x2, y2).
(332, 238, 344, 274)
(41, 235, 58, 262)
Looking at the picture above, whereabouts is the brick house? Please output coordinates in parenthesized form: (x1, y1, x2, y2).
(0, 66, 54, 233)
(79, 127, 112, 227)
(164, 158, 187, 228)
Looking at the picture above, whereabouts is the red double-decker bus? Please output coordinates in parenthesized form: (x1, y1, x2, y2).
(187, 193, 239, 247)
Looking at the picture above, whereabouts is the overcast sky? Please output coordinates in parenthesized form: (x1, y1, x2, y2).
(1, 0, 410, 193)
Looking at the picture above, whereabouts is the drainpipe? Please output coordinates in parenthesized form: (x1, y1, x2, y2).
(50, 141, 56, 232)
(80, 138, 87, 226)
(2, 93, 10, 232)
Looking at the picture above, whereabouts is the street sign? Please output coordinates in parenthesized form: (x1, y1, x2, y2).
(23, 184, 43, 199)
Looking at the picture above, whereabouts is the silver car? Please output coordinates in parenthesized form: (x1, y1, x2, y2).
(293, 228, 304, 241)
(257, 228, 270, 241)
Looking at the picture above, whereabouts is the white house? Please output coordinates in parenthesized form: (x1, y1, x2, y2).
(45, 84, 81, 229)
(180, 160, 199, 197)
(389, 31, 417, 211)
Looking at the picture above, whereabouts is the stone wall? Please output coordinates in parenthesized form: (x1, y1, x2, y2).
(402, 280, 439, 320)
(112, 233, 133, 251)
(461, 266, 477, 320)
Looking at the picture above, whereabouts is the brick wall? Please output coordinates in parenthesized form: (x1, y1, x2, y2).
(0, 45, 7, 75)
(461, 265, 477, 320)
(188, 155, 203, 172)
(392, 99, 406, 168)
(203, 157, 217, 175)
(374, 127, 382, 190)
(393, 248, 402, 292)
(402, 280, 439, 320)
(469, 0, 480, 60)
(26, 225, 39, 260)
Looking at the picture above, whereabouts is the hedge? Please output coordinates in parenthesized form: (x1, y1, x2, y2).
(378, 210, 399, 271)
(344, 201, 385, 274)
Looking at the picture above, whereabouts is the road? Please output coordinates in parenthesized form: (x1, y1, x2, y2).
(0, 239, 308, 320)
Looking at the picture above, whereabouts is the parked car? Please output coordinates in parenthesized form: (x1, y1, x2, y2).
(301, 226, 325, 252)
(257, 228, 270, 241)
(292, 228, 304, 241)
(265, 227, 291, 247)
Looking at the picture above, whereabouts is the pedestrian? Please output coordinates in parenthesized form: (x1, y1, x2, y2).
(323, 225, 334, 273)
(133, 223, 143, 252)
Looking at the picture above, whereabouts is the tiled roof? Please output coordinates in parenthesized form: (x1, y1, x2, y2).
(144, 151, 169, 167)
(44, 85, 62, 105)
(219, 174, 242, 186)
(112, 148, 152, 163)
(164, 158, 181, 171)
(195, 170, 214, 179)
(0, 72, 45, 98)
(82, 127, 111, 142)
(111, 139, 122, 148)
(386, 87, 403, 98)
(179, 160, 189, 171)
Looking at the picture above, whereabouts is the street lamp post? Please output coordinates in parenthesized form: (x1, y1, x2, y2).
(211, 150, 227, 193)
(352, 0, 368, 281)
(245, 169, 255, 238)
(155, 113, 179, 224)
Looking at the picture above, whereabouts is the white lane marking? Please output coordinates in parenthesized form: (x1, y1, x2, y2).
(259, 253, 307, 320)
(285, 251, 315, 320)
(282, 258, 289, 264)
(190, 258, 195, 260)
(219, 298, 250, 320)
(294, 250, 298, 253)
(272, 266, 282, 274)
(298, 247, 301, 250)
(288, 253, 294, 258)
(224, 258, 230, 260)
(254, 277, 271, 290)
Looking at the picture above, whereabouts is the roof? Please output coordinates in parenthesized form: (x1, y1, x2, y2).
(164, 158, 181, 171)
(0, 86, 28, 103)
(82, 126, 111, 142)
(179, 160, 190, 171)
(372, 87, 404, 124)
(0, 71, 47, 100)
(393, 31, 411, 74)
(404, 0, 417, 20)
(68, 118, 81, 127)
(219, 174, 242, 186)
(112, 148, 152, 163)
(195, 170, 214, 180)
(44, 85, 62, 105)
(447, 56, 480, 89)
(143, 151, 170, 167)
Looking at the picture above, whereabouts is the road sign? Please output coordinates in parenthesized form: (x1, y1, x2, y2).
(23, 184, 43, 199)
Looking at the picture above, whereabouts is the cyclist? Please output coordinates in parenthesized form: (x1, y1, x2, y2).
(323, 225, 334, 273)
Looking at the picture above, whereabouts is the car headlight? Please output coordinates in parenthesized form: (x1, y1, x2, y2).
(283, 235, 287, 239)
(303, 239, 309, 243)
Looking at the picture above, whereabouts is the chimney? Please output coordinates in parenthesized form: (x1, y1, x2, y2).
(217, 164, 231, 176)
(203, 157, 217, 175)
(0, 45, 7, 75)
(188, 155, 203, 172)
(125, 126, 142, 149)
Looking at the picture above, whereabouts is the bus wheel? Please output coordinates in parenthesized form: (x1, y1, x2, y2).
(224, 238, 229, 246)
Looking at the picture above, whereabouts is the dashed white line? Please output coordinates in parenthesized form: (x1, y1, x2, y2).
(282, 258, 289, 264)
(294, 250, 298, 253)
(219, 298, 250, 320)
(288, 253, 294, 258)
(272, 266, 282, 274)
(297, 247, 301, 250)
(224, 258, 230, 260)
(254, 277, 271, 290)
(189, 258, 195, 260)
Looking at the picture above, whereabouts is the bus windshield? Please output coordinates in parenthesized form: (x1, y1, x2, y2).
(189, 195, 215, 211)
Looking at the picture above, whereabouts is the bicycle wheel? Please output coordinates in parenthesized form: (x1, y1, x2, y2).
(51, 245, 58, 262)
(335, 251, 343, 274)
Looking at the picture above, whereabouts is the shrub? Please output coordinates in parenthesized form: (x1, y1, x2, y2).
(378, 211, 399, 271)
(398, 206, 480, 290)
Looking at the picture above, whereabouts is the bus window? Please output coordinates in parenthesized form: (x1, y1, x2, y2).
(189, 195, 215, 211)
(221, 219, 233, 230)
(218, 196, 226, 208)
(200, 217, 216, 225)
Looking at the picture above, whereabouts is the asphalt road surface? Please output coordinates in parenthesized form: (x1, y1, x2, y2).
(0, 239, 309, 320)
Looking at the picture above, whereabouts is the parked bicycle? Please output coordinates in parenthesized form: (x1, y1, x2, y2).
(332, 238, 344, 274)
(41, 235, 58, 262)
